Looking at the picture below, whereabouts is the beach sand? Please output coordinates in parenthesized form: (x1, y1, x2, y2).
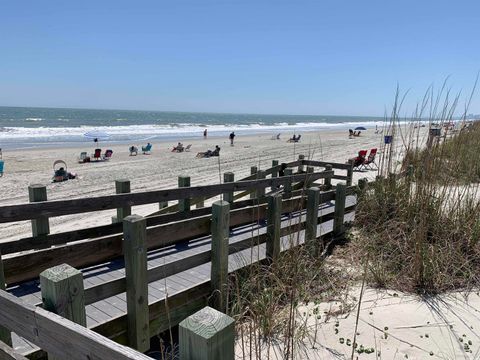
(0, 129, 384, 241)
(236, 287, 480, 359)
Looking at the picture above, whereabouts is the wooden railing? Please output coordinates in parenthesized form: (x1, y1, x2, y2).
(0, 155, 355, 359)
(0, 289, 151, 360)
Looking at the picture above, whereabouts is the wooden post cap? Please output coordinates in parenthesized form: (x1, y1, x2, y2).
(180, 306, 234, 338)
(179, 306, 235, 360)
(40, 263, 81, 282)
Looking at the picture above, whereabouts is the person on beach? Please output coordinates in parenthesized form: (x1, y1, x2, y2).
(229, 131, 235, 146)
(203, 129, 207, 138)
(196, 145, 220, 158)
(172, 142, 184, 152)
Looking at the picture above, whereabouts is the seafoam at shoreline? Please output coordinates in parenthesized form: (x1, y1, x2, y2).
(0, 122, 384, 150)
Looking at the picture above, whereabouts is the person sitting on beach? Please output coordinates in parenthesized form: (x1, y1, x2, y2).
(287, 134, 301, 142)
(172, 142, 184, 152)
(129, 145, 138, 156)
(55, 167, 67, 178)
(196, 145, 220, 158)
(353, 131, 361, 137)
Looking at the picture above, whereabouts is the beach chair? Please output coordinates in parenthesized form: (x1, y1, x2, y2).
(185, 144, 192, 152)
(351, 150, 368, 170)
(142, 143, 152, 155)
(360, 148, 378, 170)
(78, 152, 89, 163)
(92, 148, 102, 161)
(287, 134, 301, 143)
(129, 146, 138, 156)
(102, 149, 113, 160)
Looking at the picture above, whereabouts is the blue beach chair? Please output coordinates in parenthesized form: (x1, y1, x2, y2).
(142, 143, 152, 155)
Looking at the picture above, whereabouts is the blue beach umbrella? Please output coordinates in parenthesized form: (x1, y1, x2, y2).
(84, 130, 110, 146)
(354, 126, 367, 131)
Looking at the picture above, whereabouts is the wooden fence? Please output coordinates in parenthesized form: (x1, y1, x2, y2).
(0, 155, 356, 360)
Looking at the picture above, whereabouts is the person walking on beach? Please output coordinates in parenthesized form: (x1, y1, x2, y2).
(203, 129, 207, 138)
(229, 131, 235, 146)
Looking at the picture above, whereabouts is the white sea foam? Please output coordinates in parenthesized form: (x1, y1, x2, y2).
(0, 121, 386, 141)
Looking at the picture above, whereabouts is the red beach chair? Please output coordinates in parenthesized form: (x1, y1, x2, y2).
(92, 148, 102, 161)
(351, 150, 367, 170)
(361, 148, 378, 170)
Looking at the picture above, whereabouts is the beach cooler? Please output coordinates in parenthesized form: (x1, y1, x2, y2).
(384, 135, 393, 144)
(0, 160, 4, 177)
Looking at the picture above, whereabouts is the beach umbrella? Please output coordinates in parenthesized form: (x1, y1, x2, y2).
(84, 130, 110, 146)
(354, 126, 367, 131)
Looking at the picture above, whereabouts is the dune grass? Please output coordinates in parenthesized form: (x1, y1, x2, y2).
(352, 82, 480, 294)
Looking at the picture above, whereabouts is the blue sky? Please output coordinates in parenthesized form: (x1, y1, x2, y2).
(0, 0, 479, 116)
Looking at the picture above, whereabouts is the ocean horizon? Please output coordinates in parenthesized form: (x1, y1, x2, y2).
(0, 106, 384, 149)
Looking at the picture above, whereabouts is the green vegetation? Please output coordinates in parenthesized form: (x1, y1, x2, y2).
(352, 84, 480, 294)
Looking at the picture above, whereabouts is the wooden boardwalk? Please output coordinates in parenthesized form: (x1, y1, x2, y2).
(8, 195, 356, 355)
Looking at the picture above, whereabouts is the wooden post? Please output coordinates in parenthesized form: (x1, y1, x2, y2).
(123, 215, 149, 352)
(256, 170, 266, 199)
(28, 184, 49, 237)
(271, 160, 279, 178)
(211, 201, 230, 312)
(223, 172, 235, 203)
(266, 194, 282, 261)
(40, 264, 86, 327)
(0, 251, 11, 347)
(324, 164, 333, 190)
(114, 179, 131, 223)
(306, 187, 320, 251)
(179, 306, 235, 360)
(250, 167, 257, 199)
(298, 154, 305, 173)
(178, 176, 191, 213)
(159, 201, 168, 210)
(306, 166, 314, 188)
(346, 159, 354, 186)
(40, 264, 86, 360)
(333, 183, 347, 238)
(283, 168, 293, 199)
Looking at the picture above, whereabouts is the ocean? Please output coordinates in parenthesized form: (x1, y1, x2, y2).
(0, 106, 383, 149)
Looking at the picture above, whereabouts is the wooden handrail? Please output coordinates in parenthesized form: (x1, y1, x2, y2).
(0, 197, 264, 256)
(0, 290, 150, 360)
(0, 171, 333, 224)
